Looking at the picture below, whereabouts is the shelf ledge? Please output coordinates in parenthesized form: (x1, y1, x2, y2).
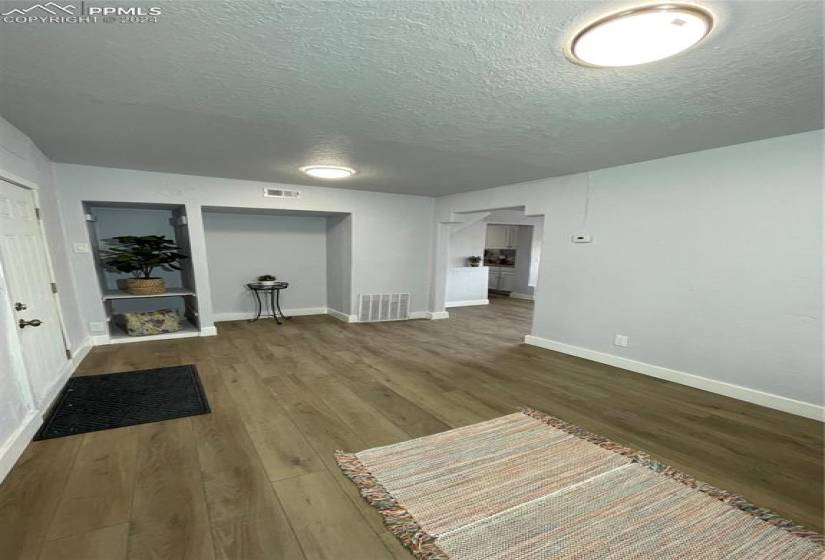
(105, 322, 201, 344)
(102, 288, 196, 300)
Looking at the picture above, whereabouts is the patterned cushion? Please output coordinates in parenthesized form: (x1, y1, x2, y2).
(118, 309, 182, 336)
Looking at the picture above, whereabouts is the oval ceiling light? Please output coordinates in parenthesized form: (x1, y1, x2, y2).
(299, 165, 356, 179)
(569, 4, 714, 67)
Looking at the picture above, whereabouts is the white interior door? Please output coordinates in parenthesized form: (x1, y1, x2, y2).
(0, 179, 68, 405)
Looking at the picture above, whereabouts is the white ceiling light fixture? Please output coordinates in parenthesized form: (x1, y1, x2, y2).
(299, 165, 356, 179)
(569, 4, 714, 67)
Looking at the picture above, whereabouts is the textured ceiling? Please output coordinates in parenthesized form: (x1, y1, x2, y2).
(0, 1, 822, 196)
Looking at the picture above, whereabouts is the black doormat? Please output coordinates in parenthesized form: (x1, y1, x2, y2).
(34, 365, 210, 440)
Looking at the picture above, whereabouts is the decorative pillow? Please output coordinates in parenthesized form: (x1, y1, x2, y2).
(118, 309, 182, 336)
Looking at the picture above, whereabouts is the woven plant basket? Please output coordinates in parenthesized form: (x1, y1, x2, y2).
(126, 277, 166, 295)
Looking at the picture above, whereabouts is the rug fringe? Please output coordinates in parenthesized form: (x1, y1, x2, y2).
(521, 408, 824, 547)
(334, 451, 451, 560)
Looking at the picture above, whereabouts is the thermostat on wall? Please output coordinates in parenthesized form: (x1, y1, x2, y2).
(571, 234, 593, 243)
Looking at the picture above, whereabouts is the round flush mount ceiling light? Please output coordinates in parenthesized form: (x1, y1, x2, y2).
(299, 165, 356, 179)
(568, 4, 714, 67)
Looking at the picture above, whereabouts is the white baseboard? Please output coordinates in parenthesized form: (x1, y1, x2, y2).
(38, 338, 92, 411)
(200, 326, 218, 337)
(0, 337, 93, 483)
(212, 307, 328, 323)
(426, 311, 450, 320)
(509, 292, 534, 301)
(524, 335, 824, 422)
(71, 339, 93, 366)
(445, 299, 489, 308)
(0, 411, 41, 483)
(327, 308, 357, 323)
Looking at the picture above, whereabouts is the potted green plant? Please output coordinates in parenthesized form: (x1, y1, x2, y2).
(99, 235, 188, 295)
(468, 256, 482, 267)
(256, 274, 278, 286)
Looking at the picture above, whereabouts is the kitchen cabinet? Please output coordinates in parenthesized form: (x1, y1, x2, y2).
(498, 270, 515, 292)
(488, 266, 515, 293)
(486, 225, 518, 249)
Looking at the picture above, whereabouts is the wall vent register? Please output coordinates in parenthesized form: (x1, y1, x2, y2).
(263, 188, 301, 199)
(358, 293, 410, 322)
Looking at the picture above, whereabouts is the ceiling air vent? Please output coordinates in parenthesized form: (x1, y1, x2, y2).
(358, 293, 410, 323)
(263, 187, 301, 199)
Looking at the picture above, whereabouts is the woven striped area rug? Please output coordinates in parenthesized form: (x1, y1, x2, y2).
(335, 409, 824, 560)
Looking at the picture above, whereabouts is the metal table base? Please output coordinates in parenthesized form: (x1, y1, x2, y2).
(247, 283, 291, 324)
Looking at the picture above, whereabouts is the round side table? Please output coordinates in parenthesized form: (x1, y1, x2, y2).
(246, 282, 291, 324)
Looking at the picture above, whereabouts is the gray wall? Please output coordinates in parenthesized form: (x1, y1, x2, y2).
(511, 225, 533, 296)
(434, 131, 824, 412)
(203, 211, 328, 318)
(54, 164, 435, 332)
(326, 214, 352, 315)
(92, 206, 182, 290)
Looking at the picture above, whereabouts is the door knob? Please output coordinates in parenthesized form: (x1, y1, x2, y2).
(14, 302, 27, 311)
(19, 319, 42, 329)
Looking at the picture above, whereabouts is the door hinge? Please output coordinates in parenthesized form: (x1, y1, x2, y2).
(65, 348, 72, 359)
(35, 207, 41, 220)
(51, 282, 58, 293)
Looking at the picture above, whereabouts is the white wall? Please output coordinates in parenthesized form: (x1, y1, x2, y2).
(204, 211, 328, 319)
(444, 215, 490, 305)
(445, 267, 488, 306)
(54, 164, 435, 332)
(434, 131, 824, 418)
(449, 220, 486, 267)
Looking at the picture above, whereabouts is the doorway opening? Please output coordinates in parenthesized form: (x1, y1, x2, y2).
(443, 205, 545, 335)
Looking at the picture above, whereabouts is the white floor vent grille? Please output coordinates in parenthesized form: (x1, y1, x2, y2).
(358, 293, 410, 322)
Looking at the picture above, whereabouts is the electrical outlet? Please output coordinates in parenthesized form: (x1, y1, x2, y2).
(89, 321, 106, 333)
(614, 334, 629, 347)
(73, 242, 91, 254)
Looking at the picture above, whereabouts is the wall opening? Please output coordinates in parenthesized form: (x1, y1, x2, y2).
(201, 206, 352, 322)
(443, 205, 545, 334)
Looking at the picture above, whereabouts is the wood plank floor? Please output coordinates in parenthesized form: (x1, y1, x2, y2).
(1, 297, 822, 559)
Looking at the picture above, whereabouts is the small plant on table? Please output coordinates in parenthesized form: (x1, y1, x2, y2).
(256, 274, 278, 285)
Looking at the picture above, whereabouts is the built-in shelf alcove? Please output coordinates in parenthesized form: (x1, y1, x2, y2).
(83, 201, 200, 343)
